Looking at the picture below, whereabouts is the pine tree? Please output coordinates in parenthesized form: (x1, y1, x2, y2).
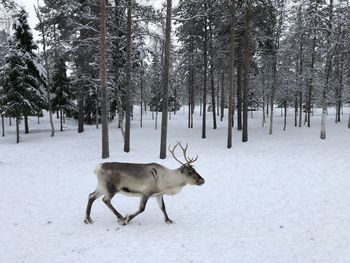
(0, 8, 47, 143)
(51, 57, 73, 131)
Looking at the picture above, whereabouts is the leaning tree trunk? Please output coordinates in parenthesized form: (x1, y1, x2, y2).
(227, 0, 236, 148)
(159, 0, 172, 159)
(124, 0, 132, 153)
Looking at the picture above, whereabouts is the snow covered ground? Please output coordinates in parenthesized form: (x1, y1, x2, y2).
(1, 107, 350, 263)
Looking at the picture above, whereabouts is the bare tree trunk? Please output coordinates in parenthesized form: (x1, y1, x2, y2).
(320, 0, 333, 140)
(262, 91, 266, 127)
(155, 110, 158, 129)
(60, 108, 63, 131)
(299, 91, 302, 127)
(1, 115, 4, 137)
(336, 52, 343, 123)
(242, 0, 251, 142)
(227, 0, 236, 148)
(159, 0, 172, 159)
(209, 17, 216, 130)
(269, 1, 285, 135)
(124, 0, 132, 153)
(96, 86, 99, 129)
(16, 116, 19, 144)
(24, 116, 29, 134)
(307, 5, 317, 128)
(36, 6, 55, 137)
(348, 114, 350, 129)
(9, 117, 11, 126)
(283, 98, 287, 131)
(237, 58, 242, 131)
(140, 61, 144, 128)
(202, 16, 208, 139)
(210, 64, 217, 129)
(294, 94, 298, 127)
(100, 0, 109, 158)
(220, 70, 224, 121)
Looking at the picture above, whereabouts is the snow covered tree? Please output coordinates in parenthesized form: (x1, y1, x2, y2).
(51, 57, 74, 132)
(0, 8, 47, 142)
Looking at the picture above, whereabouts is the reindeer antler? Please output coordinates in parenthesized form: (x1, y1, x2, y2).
(168, 141, 198, 166)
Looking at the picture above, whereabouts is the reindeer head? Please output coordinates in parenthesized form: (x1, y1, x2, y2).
(168, 142, 205, 186)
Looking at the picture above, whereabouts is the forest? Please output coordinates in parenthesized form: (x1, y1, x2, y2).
(0, 0, 349, 157)
(1, 1, 350, 262)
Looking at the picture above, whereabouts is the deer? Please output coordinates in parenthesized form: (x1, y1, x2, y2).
(84, 142, 205, 225)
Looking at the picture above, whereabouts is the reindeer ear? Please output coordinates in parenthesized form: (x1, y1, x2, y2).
(180, 165, 186, 173)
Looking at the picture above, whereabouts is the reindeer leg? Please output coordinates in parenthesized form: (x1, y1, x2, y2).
(102, 192, 126, 225)
(125, 195, 149, 224)
(84, 190, 103, 224)
(156, 195, 173, 224)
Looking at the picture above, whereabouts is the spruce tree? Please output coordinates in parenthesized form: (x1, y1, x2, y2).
(0, 8, 47, 142)
(51, 57, 72, 131)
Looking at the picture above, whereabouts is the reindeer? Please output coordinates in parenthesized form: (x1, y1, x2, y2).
(84, 142, 205, 225)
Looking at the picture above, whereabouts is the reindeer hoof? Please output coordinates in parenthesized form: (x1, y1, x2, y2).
(165, 219, 174, 224)
(84, 217, 93, 224)
(118, 218, 128, 226)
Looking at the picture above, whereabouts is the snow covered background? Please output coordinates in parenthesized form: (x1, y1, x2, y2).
(1, 107, 350, 263)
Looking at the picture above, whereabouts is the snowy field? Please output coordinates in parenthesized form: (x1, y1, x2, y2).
(1, 107, 350, 263)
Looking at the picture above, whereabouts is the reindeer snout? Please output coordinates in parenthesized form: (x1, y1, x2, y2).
(198, 178, 205, 185)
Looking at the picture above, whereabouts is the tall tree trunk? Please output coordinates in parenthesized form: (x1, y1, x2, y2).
(188, 43, 194, 128)
(140, 61, 144, 128)
(202, 16, 208, 139)
(16, 116, 19, 144)
(159, 0, 172, 159)
(242, 0, 251, 142)
(34, 3, 55, 138)
(209, 17, 216, 130)
(24, 116, 29, 134)
(269, 1, 284, 135)
(227, 0, 236, 148)
(220, 70, 224, 122)
(237, 57, 242, 130)
(124, 0, 132, 153)
(100, 0, 109, 158)
(336, 52, 343, 123)
(320, 0, 333, 140)
(307, 10, 317, 128)
(210, 65, 216, 129)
